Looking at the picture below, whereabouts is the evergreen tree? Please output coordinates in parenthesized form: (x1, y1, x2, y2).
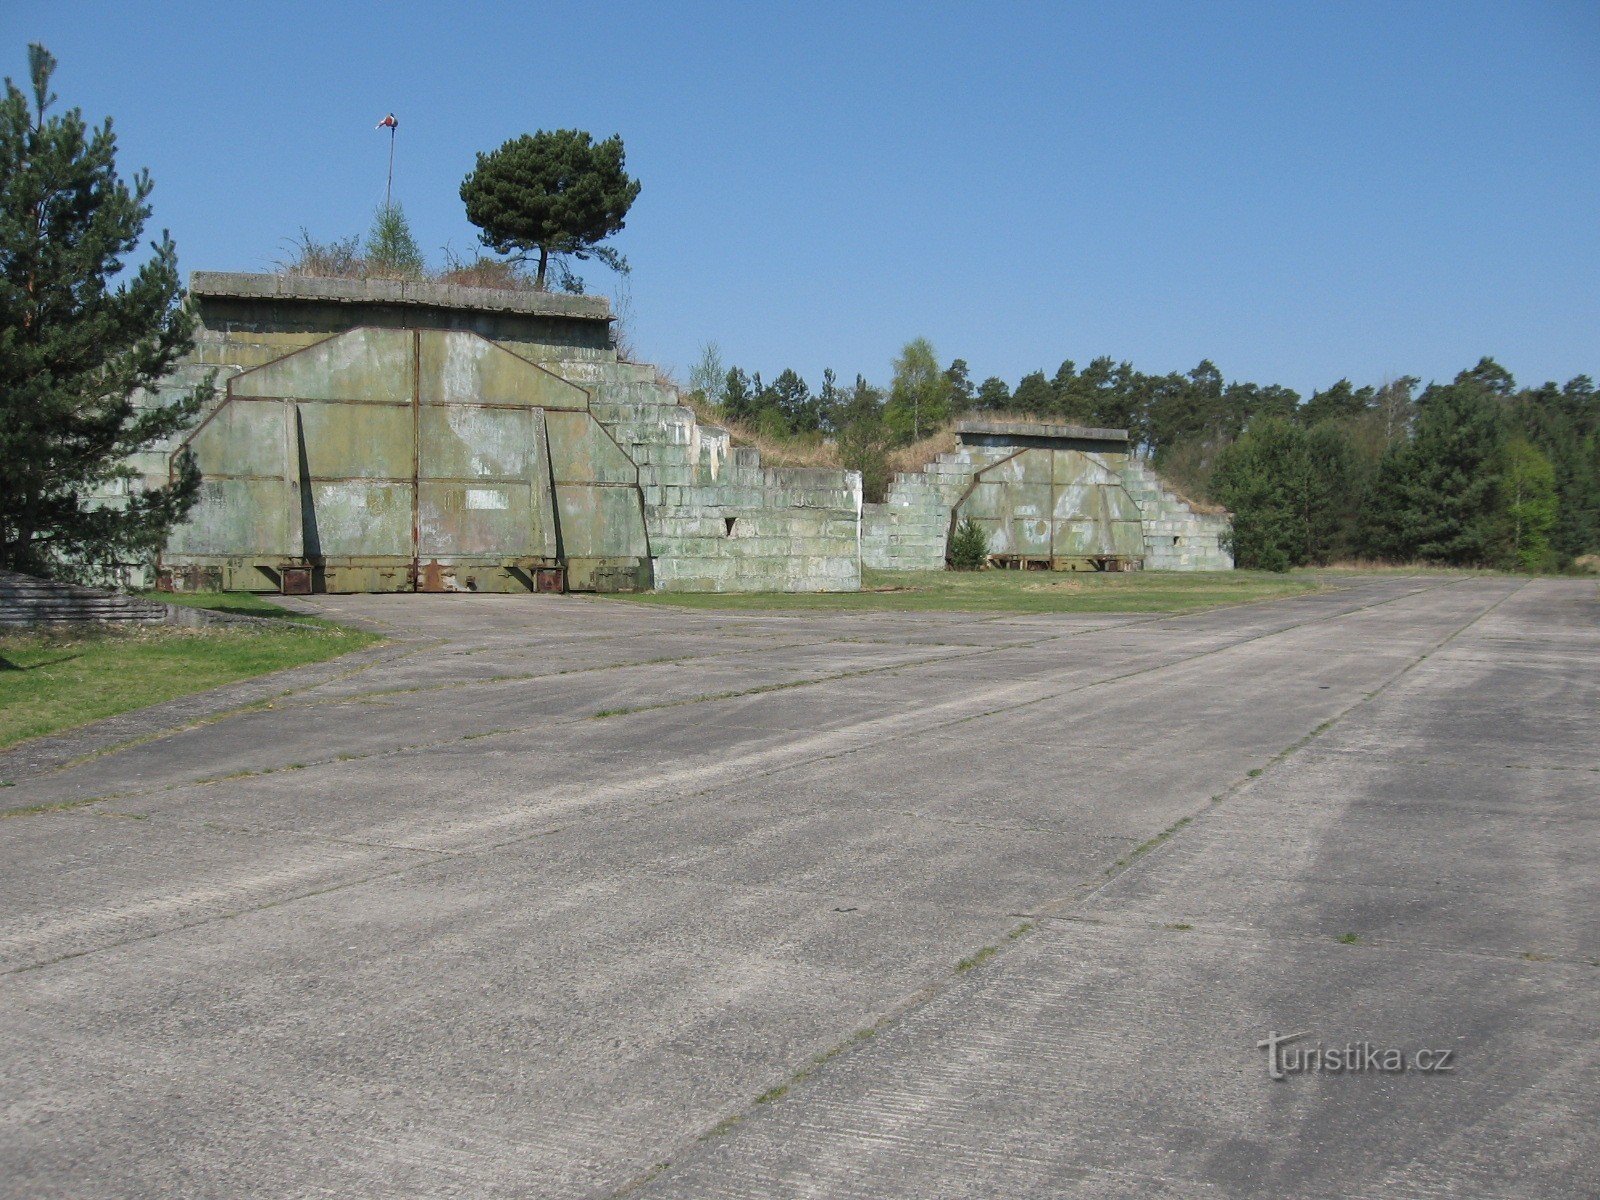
(1011, 370, 1054, 417)
(1211, 418, 1317, 571)
(974, 376, 1012, 412)
(884, 337, 952, 443)
(1364, 374, 1507, 564)
(1303, 422, 1365, 563)
(460, 128, 640, 290)
(943, 359, 975, 415)
(365, 202, 425, 279)
(755, 405, 790, 441)
(817, 367, 843, 433)
(721, 366, 756, 423)
(1301, 379, 1372, 427)
(1050, 360, 1080, 421)
(769, 368, 813, 433)
(1075, 356, 1124, 427)
(1147, 365, 1222, 461)
(949, 515, 989, 570)
(0, 45, 205, 579)
(748, 371, 780, 426)
(837, 375, 890, 502)
(1463, 356, 1515, 398)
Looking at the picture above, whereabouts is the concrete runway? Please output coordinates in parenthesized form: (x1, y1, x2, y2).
(1, 576, 1595, 1198)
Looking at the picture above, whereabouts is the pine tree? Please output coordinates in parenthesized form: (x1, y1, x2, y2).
(1303, 422, 1365, 563)
(943, 359, 975, 415)
(1364, 375, 1507, 564)
(0, 45, 205, 579)
(949, 516, 989, 570)
(817, 367, 842, 433)
(974, 376, 1012, 412)
(837, 376, 890, 502)
(769, 368, 813, 433)
(721, 367, 756, 424)
(1211, 418, 1313, 571)
(460, 129, 640, 290)
(365, 203, 425, 280)
(1011, 370, 1053, 417)
(1050, 360, 1080, 420)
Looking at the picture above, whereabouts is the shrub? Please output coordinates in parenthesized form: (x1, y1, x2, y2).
(278, 229, 363, 278)
(949, 516, 989, 570)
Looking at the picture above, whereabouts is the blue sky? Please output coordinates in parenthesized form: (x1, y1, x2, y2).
(6, 1, 1598, 397)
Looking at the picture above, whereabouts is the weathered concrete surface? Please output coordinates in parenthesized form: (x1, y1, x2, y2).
(1, 577, 1595, 1198)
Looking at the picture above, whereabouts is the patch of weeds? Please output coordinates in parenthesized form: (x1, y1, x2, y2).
(1110, 814, 1195, 872)
(1247, 768, 1264, 778)
(1522, 951, 1550, 962)
(701, 1017, 890, 1163)
(1166, 922, 1194, 931)
(0, 780, 12, 787)
(955, 944, 999, 973)
(591, 708, 633, 720)
(1, 796, 103, 819)
(1336, 932, 1362, 945)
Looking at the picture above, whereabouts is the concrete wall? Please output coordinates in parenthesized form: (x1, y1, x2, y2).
(862, 440, 1233, 572)
(560, 357, 860, 592)
(113, 274, 859, 593)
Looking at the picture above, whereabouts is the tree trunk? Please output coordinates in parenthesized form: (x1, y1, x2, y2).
(536, 247, 549, 291)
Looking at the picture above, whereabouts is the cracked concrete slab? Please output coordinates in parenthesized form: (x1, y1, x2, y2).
(1, 575, 1594, 1198)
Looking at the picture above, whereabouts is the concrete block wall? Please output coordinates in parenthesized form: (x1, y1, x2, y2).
(1121, 460, 1233, 570)
(862, 447, 1016, 572)
(862, 446, 1233, 572)
(558, 358, 861, 592)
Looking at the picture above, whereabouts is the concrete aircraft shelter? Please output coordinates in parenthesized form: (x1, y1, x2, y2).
(863, 419, 1233, 573)
(165, 326, 649, 595)
(118, 273, 1230, 594)
(139, 273, 863, 595)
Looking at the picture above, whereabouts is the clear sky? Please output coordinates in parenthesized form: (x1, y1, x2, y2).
(6, 1, 1598, 397)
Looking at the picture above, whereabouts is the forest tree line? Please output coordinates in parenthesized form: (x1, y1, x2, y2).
(685, 343, 1600, 573)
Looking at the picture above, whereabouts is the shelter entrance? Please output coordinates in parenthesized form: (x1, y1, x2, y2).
(951, 446, 1145, 571)
(163, 328, 651, 593)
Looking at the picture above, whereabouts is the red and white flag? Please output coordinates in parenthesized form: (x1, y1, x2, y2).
(376, 113, 398, 130)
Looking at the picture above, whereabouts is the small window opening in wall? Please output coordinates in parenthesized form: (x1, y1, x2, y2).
(1173, 536, 1182, 546)
(725, 517, 737, 536)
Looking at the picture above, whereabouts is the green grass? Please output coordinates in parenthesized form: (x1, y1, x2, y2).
(0, 615, 381, 750)
(609, 567, 1326, 615)
(142, 590, 325, 622)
